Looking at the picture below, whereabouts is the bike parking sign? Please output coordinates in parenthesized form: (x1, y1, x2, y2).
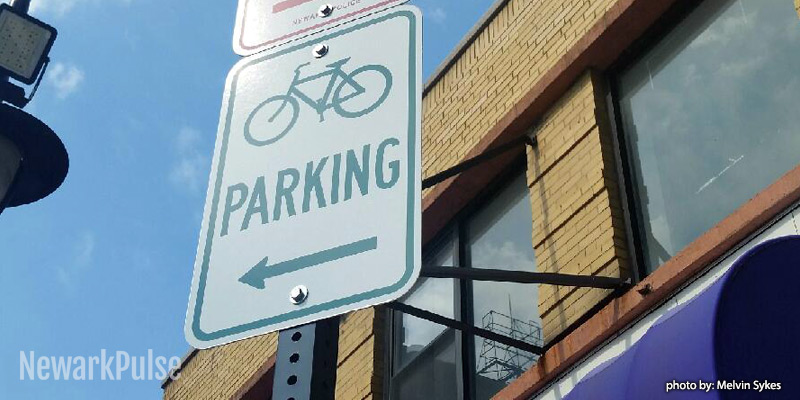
(186, 6, 422, 348)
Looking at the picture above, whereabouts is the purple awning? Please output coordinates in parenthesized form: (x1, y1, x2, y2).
(564, 235, 800, 399)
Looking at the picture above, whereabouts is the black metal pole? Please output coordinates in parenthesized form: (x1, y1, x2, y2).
(271, 317, 340, 400)
(0, 160, 22, 216)
(422, 135, 534, 190)
(421, 266, 631, 289)
(10, 0, 31, 12)
(387, 302, 543, 355)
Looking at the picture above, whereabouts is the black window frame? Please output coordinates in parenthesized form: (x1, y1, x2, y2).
(388, 227, 464, 399)
(385, 156, 538, 400)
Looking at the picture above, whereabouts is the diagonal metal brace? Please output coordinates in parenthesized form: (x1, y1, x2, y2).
(386, 301, 543, 355)
(422, 134, 536, 190)
(421, 266, 631, 289)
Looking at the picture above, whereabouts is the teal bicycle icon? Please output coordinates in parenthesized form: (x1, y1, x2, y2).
(244, 57, 393, 147)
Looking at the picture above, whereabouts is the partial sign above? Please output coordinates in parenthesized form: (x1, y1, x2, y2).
(233, 0, 408, 55)
(186, 6, 422, 349)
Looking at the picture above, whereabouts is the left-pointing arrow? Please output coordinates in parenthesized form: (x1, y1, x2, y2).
(239, 237, 379, 289)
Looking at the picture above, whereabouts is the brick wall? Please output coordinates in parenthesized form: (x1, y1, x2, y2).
(420, 0, 629, 342)
(526, 72, 629, 342)
(335, 308, 385, 400)
(421, 0, 618, 186)
(163, 334, 278, 400)
(163, 308, 384, 400)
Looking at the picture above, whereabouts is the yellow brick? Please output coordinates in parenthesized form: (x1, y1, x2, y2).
(524, 72, 629, 342)
(542, 284, 614, 342)
(529, 129, 609, 245)
(162, 333, 278, 400)
(422, 0, 617, 185)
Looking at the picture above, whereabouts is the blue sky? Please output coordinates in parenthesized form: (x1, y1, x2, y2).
(0, 0, 494, 398)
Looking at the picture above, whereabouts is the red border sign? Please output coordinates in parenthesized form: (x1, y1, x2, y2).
(234, 0, 407, 55)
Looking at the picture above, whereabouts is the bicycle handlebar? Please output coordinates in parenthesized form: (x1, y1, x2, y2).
(294, 62, 312, 72)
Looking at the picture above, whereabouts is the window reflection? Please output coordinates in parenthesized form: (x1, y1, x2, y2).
(390, 172, 539, 400)
(618, 0, 800, 271)
(391, 330, 459, 400)
(468, 173, 541, 399)
(394, 233, 456, 370)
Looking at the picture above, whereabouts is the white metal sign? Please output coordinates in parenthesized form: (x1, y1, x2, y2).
(186, 6, 422, 349)
(233, 0, 408, 55)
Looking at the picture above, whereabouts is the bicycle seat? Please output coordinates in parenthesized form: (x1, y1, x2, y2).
(294, 62, 312, 72)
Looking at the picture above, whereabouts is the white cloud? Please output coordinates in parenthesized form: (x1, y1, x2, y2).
(57, 231, 96, 290)
(74, 232, 96, 267)
(411, 0, 447, 25)
(21, 0, 134, 18)
(689, 3, 751, 49)
(169, 126, 209, 194)
(0, 0, 85, 17)
(46, 62, 85, 99)
(471, 240, 534, 272)
(719, 54, 766, 78)
(30, 0, 82, 17)
(427, 7, 447, 25)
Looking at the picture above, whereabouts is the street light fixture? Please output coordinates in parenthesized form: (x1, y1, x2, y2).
(0, 133, 21, 210)
(0, 103, 68, 215)
(0, 0, 56, 108)
(0, 0, 67, 216)
(0, 2, 56, 85)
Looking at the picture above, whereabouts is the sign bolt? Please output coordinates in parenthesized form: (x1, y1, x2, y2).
(318, 4, 334, 18)
(313, 44, 329, 58)
(290, 285, 309, 305)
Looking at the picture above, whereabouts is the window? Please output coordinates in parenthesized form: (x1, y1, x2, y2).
(614, 0, 800, 273)
(391, 234, 461, 400)
(389, 172, 542, 400)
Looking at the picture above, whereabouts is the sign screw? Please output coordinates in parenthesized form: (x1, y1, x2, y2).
(313, 44, 329, 58)
(290, 285, 309, 305)
(318, 4, 334, 18)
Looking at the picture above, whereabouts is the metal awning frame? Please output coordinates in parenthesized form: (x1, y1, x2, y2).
(390, 132, 632, 355)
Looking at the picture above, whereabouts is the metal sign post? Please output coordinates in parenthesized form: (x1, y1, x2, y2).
(185, 6, 422, 349)
(272, 317, 340, 400)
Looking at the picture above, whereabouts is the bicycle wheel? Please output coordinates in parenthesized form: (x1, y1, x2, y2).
(333, 65, 393, 119)
(244, 95, 299, 147)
